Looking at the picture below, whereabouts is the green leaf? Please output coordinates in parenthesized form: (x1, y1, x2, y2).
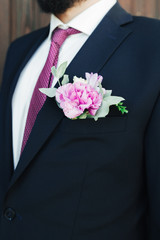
(57, 62, 68, 79)
(62, 75, 69, 85)
(78, 112, 88, 119)
(39, 88, 57, 98)
(91, 101, 110, 121)
(116, 102, 128, 114)
(103, 96, 125, 106)
(51, 66, 57, 78)
(98, 82, 104, 96)
(117, 102, 123, 106)
(103, 90, 112, 98)
(91, 96, 126, 121)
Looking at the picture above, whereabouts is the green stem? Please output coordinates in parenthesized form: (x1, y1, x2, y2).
(58, 79, 61, 87)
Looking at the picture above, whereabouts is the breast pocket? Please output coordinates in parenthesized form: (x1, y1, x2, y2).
(60, 116, 127, 135)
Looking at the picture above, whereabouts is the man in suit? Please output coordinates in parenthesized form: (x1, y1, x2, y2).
(0, 0, 160, 239)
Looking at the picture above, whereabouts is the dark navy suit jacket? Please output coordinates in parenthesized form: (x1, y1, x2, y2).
(0, 3, 160, 240)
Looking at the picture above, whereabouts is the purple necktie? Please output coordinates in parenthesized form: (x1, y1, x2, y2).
(21, 27, 80, 153)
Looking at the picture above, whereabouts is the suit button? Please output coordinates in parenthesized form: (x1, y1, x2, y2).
(4, 208, 16, 221)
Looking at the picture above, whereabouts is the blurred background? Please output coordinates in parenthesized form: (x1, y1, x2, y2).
(0, 0, 160, 83)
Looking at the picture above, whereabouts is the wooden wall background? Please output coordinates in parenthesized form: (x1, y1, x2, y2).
(0, 0, 160, 83)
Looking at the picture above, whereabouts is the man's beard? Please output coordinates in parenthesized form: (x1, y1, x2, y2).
(37, 0, 83, 14)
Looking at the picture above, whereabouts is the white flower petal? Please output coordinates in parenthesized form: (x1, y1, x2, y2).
(73, 76, 87, 84)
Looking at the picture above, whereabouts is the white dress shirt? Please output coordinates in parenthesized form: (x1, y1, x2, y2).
(12, 0, 117, 168)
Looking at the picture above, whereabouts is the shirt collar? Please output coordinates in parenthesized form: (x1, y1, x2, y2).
(48, 0, 117, 40)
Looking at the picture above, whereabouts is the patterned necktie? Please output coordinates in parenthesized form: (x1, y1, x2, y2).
(21, 27, 80, 153)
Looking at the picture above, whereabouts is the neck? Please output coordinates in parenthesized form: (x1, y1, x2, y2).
(56, 0, 101, 23)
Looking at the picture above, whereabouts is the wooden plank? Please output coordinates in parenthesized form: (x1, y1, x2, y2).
(10, 0, 36, 41)
(10, 0, 49, 41)
(132, 0, 144, 16)
(34, 0, 50, 28)
(144, 0, 156, 18)
(0, 0, 10, 83)
(155, 0, 160, 19)
(119, 0, 133, 12)
(119, 0, 160, 18)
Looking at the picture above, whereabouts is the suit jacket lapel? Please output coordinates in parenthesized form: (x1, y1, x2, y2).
(8, 3, 133, 189)
(66, 3, 133, 79)
(9, 27, 50, 98)
(5, 27, 49, 188)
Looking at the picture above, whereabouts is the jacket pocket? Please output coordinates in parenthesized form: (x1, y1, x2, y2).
(60, 116, 127, 134)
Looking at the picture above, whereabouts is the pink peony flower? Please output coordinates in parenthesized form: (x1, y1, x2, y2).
(56, 82, 103, 119)
(85, 72, 103, 89)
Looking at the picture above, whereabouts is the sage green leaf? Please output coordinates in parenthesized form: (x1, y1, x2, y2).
(57, 62, 68, 79)
(39, 88, 57, 98)
(51, 66, 57, 78)
(62, 75, 69, 85)
(98, 82, 103, 96)
(103, 90, 112, 98)
(103, 96, 125, 105)
(78, 112, 88, 119)
(117, 102, 123, 106)
(91, 101, 110, 121)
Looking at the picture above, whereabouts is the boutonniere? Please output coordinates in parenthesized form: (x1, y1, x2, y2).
(39, 62, 128, 121)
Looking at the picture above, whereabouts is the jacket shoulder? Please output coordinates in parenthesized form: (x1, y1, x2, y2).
(129, 16, 160, 47)
(10, 26, 49, 49)
(132, 16, 160, 31)
(1, 26, 49, 91)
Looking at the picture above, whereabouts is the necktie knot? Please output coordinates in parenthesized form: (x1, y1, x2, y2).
(52, 27, 80, 47)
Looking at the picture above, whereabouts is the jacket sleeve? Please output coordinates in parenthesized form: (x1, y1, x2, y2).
(145, 94, 160, 239)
